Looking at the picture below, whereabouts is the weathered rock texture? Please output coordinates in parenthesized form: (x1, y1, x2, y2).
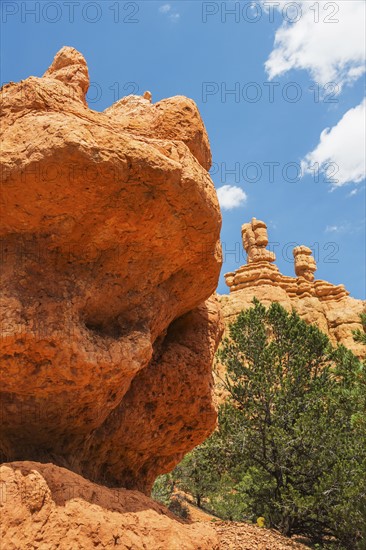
(0, 461, 309, 550)
(0, 47, 223, 492)
(0, 462, 219, 550)
(223, 218, 365, 357)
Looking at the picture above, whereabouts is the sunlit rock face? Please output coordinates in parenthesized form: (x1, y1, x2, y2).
(223, 218, 365, 358)
(0, 47, 223, 492)
(0, 462, 220, 549)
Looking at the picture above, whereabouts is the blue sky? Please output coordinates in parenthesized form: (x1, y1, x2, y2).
(1, 1, 365, 298)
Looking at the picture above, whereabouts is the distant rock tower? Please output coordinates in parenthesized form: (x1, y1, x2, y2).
(222, 217, 365, 357)
(241, 218, 276, 264)
(225, 217, 349, 302)
(293, 245, 317, 282)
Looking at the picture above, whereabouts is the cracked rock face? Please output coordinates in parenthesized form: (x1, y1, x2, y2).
(0, 47, 223, 492)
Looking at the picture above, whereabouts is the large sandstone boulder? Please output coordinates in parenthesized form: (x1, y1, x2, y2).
(0, 47, 223, 492)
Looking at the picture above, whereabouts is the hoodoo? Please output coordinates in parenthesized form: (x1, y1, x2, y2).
(222, 218, 365, 356)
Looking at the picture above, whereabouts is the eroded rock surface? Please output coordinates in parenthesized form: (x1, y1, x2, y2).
(0, 462, 219, 550)
(223, 218, 365, 357)
(0, 47, 223, 491)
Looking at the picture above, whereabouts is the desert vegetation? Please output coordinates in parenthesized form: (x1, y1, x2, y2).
(153, 301, 366, 550)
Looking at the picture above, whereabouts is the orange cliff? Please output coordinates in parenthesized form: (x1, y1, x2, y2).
(221, 218, 365, 357)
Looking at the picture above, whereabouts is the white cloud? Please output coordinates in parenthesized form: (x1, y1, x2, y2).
(217, 185, 247, 210)
(159, 4, 171, 14)
(159, 3, 180, 21)
(263, 1, 366, 88)
(325, 220, 365, 235)
(325, 224, 343, 233)
(268, 220, 278, 230)
(302, 98, 366, 187)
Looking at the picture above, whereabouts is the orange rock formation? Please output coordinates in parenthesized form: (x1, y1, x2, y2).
(0, 462, 219, 550)
(223, 218, 365, 356)
(0, 462, 309, 550)
(0, 47, 223, 492)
